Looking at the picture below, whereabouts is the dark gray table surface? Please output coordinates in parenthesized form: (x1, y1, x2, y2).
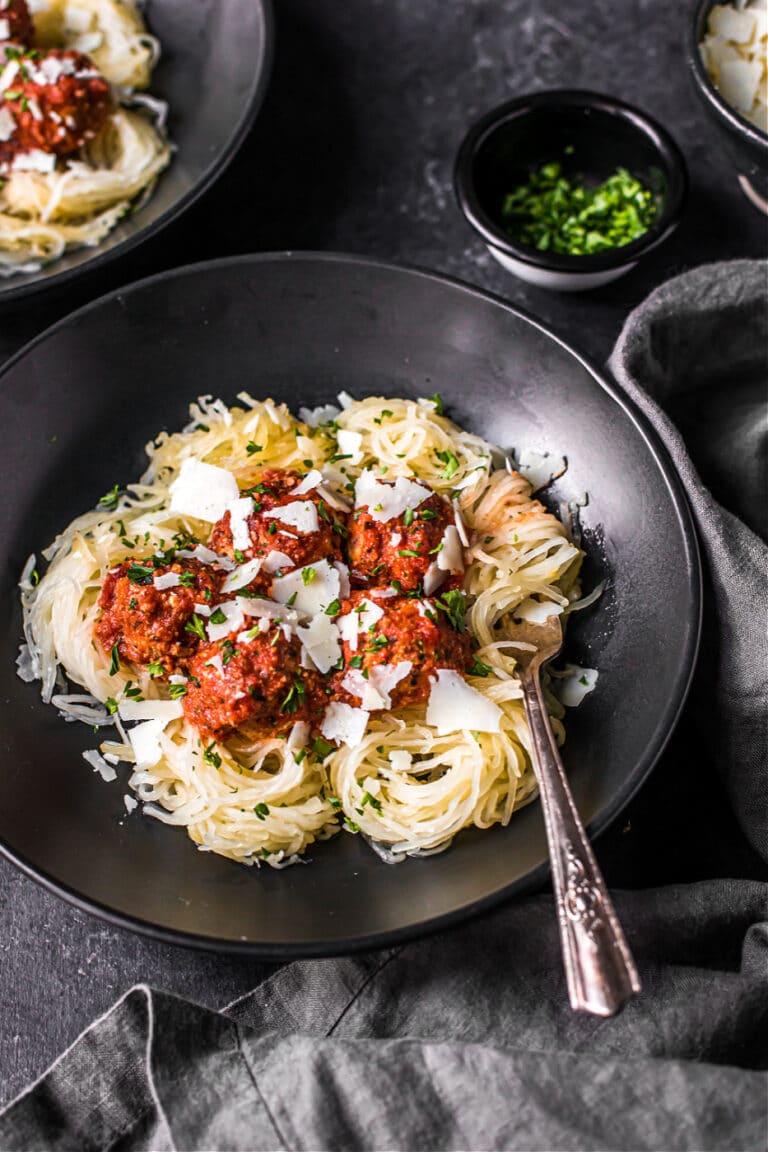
(1, 0, 766, 1109)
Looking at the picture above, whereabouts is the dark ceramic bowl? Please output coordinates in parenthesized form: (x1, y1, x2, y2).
(454, 90, 688, 292)
(0, 254, 700, 955)
(689, 0, 768, 209)
(0, 0, 273, 304)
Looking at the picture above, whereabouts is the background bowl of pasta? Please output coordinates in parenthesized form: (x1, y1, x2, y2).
(0, 253, 701, 954)
(0, 0, 273, 299)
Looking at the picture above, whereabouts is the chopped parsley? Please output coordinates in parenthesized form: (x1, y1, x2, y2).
(435, 449, 460, 479)
(209, 607, 227, 625)
(313, 737, 335, 759)
(437, 589, 467, 632)
(104, 696, 118, 714)
(97, 484, 121, 511)
(184, 614, 207, 641)
(147, 660, 164, 678)
(203, 743, 222, 768)
(126, 563, 154, 585)
(246, 442, 262, 455)
(177, 570, 196, 588)
(253, 802, 270, 820)
(324, 598, 341, 616)
(109, 645, 120, 676)
(168, 683, 188, 699)
(467, 656, 493, 677)
(301, 567, 316, 585)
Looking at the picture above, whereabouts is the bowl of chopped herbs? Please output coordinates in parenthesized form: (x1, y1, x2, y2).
(454, 90, 687, 291)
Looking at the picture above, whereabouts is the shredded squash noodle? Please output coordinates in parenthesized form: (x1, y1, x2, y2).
(0, 0, 171, 275)
(19, 392, 590, 868)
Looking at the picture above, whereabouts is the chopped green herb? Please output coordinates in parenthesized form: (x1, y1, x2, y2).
(233, 549, 245, 564)
(419, 509, 438, 520)
(313, 737, 335, 759)
(301, 566, 316, 585)
(286, 591, 298, 607)
(430, 393, 444, 415)
(147, 660, 164, 678)
(104, 696, 118, 714)
(579, 675, 589, 686)
(343, 816, 360, 833)
(361, 790, 383, 812)
(398, 548, 422, 558)
(403, 507, 415, 528)
(209, 607, 227, 625)
(435, 449, 459, 479)
(246, 442, 262, 455)
(109, 644, 120, 675)
(184, 614, 206, 641)
(324, 598, 341, 616)
(126, 562, 154, 585)
(177, 570, 195, 588)
(253, 802, 270, 820)
(98, 484, 121, 511)
(348, 654, 364, 668)
(169, 683, 188, 699)
(203, 743, 221, 768)
(468, 656, 493, 677)
(501, 160, 658, 255)
(437, 589, 467, 632)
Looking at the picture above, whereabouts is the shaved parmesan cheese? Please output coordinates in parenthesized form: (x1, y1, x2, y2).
(369, 587, 397, 599)
(226, 496, 254, 551)
(389, 749, 412, 772)
(262, 549, 294, 574)
(0, 60, 18, 92)
(555, 664, 599, 708)
(263, 501, 319, 534)
(336, 429, 364, 464)
(0, 106, 12, 146)
(169, 674, 187, 686)
(287, 721, 310, 751)
(718, 56, 762, 111)
(296, 613, 341, 673)
(318, 484, 352, 512)
(452, 502, 470, 546)
(355, 471, 432, 522)
(294, 469, 323, 494)
(337, 390, 355, 409)
(169, 459, 239, 523)
(238, 596, 297, 626)
(0, 20, 10, 39)
(118, 699, 184, 723)
(206, 599, 245, 641)
(298, 403, 340, 427)
(517, 449, 567, 491)
(436, 524, 464, 573)
(514, 599, 564, 624)
(153, 572, 180, 591)
(321, 701, 370, 748)
(337, 598, 384, 651)
(123, 793, 138, 813)
(343, 661, 412, 710)
(177, 544, 235, 571)
(272, 559, 340, 617)
(204, 652, 224, 676)
(194, 602, 212, 616)
(220, 556, 262, 595)
(390, 532, 402, 547)
(13, 150, 56, 173)
(83, 749, 117, 782)
(334, 560, 351, 599)
(423, 562, 447, 596)
(426, 670, 502, 735)
(127, 719, 166, 770)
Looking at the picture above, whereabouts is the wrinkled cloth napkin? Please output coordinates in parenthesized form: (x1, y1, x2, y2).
(1, 261, 766, 1152)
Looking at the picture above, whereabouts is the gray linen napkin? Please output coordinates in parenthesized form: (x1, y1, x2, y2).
(1, 261, 766, 1152)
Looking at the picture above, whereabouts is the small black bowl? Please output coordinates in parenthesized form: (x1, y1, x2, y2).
(454, 90, 688, 292)
(688, 0, 768, 211)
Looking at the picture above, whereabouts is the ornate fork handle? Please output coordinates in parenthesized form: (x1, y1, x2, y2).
(520, 671, 641, 1016)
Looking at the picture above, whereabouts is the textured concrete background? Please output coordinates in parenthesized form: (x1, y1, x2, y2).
(1, 0, 766, 1107)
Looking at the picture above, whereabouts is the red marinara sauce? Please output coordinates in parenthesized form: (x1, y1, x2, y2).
(209, 468, 347, 590)
(330, 590, 472, 709)
(0, 2, 33, 45)
(183, 628, 327, 742)
(95, 559, 221, 672)
(348, 490, 462, 592)
(3, 48, 110, 156)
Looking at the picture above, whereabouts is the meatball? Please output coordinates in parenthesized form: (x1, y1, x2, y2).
(348, 489, 463, 592)
(330, 590, 472, 711)
(183, 628, 327, 741)
(4, 49, 110, 156)
(209, 468, 346, 588)
(0, 3, 33, 44)
(95, 558, 221, 672)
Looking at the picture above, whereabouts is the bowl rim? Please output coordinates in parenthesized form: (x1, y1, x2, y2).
(0, 0, 275, 307)
(0, 250, 703, 957)
(688, 0, 768, 152)
(454, 88, 688, 275)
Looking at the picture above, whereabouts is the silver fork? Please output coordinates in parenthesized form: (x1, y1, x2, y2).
(508, 614, 641, 1016)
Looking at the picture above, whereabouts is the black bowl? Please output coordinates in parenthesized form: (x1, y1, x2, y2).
(0, 0, 273, 304)
(689, 0, 768, 207)
(0, 254, 701, 956)
(454, 90, 688, 292)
